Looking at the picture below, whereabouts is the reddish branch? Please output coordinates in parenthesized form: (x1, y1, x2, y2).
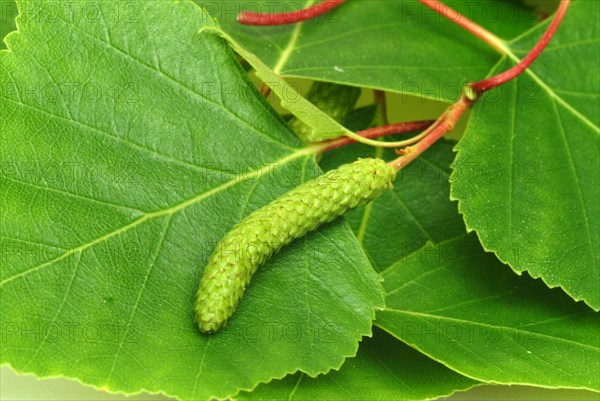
(388, 0, 571, 171)
(418, 0, 571, 93)
(470, 0, 571, 93)
(389, 95, 472, 170)
(236, 0, 571, 169)
(320, 120, 435, 152)
(238, 0, 346, 26)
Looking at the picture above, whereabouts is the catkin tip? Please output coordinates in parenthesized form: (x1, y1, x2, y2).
(195, 299, 224, 333)
(199, 321, 221, 334)
(196, 311, 223, 333)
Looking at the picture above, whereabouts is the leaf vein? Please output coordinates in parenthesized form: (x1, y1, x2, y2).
(105, 215, 172, 382)
(0, 149, 314, 286)
(383, 309, 599, 351)
(49, 11, 295, 151)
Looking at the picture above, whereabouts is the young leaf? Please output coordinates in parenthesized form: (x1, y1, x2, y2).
(0, 1, 383, 400)
(451, 1, 600, 309)
(200, 26, 353, 141)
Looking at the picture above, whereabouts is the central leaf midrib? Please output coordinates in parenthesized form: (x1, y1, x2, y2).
(272, 0, 315, 75)
(503, 49, 600, 133)
(0, 147, 316, 286)
(379, 308, 599, 351)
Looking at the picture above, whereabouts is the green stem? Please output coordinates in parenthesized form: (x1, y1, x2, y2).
(373, 90, 389, 126)
(320, 120, 435, 153)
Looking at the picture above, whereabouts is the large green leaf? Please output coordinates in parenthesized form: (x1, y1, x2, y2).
(451, 1, 600, 309)
(236, 328, 478, 401)
(377, 233, 600, 390)
(200, 0, 537, 101)
(0, 1, 384, 400)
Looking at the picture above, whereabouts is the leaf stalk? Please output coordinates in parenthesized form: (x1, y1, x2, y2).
(237, 0, 346, 26)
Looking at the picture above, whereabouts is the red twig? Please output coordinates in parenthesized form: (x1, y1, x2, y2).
(320, 120, 435, 152)
(470, 0, 571, 93)
(389, 95, 472, 171)
(387, 0, 571, 172)
(238, 0, 346, 26)
(259, 83, 271, 98)
(417, 0, 505, 53)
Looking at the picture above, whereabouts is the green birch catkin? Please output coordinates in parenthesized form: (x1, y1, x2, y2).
(195, 158, 396, 333)
(289, 81, 361, 142)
